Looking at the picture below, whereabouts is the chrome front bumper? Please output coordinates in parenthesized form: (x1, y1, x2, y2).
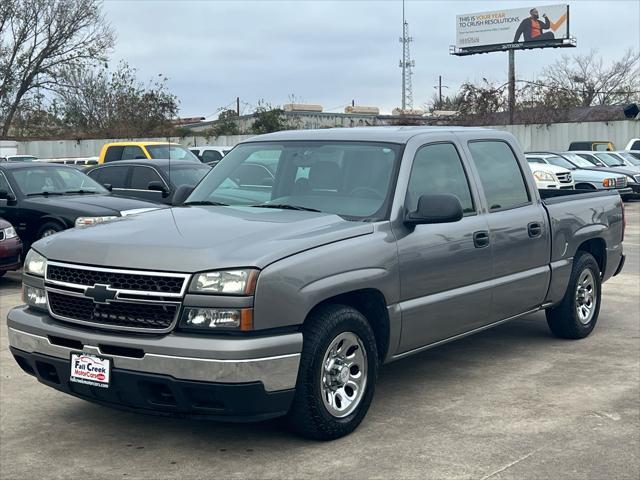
(7, 306, 302, 392)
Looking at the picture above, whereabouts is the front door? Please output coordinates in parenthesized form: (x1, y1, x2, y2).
(394, 141, 493, 353)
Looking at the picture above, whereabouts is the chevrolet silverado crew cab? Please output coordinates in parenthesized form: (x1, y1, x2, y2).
(9, 127, 625, 440)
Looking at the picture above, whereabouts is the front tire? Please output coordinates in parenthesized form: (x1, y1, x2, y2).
(38, 221, 64, 239)
(286, 304, 378, 440)
(546, 251, 602, 339)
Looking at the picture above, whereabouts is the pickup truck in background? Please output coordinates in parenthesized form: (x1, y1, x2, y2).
(9, 127, 625, 440)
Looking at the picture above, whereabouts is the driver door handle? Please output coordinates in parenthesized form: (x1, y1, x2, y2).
(473, 230, 490, 248)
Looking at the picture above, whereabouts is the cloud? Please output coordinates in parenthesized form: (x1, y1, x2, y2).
(103, 0, 640, 116)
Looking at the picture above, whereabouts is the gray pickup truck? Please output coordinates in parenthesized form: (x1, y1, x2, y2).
(9, 127, 626, 440)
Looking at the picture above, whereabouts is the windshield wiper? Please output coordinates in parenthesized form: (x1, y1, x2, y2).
(26, 191, 64, 196)
(183, 200, 228, 206)
(251, 204, 321, 213)
(64, 189, 99, 194)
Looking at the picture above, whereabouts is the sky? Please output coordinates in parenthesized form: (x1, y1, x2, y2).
(102, 0, 640, 118)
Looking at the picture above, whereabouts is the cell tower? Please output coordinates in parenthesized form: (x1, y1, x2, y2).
(399, 0, 415, 110)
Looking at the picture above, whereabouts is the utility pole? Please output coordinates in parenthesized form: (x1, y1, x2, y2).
(433, 75, 449, 109)
(236, 97, 240, 116)
(508, 50, 515, 124)
(399, 0, 415, 110)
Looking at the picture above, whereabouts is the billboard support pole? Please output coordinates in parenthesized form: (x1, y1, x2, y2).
(508, 50, 515, 124)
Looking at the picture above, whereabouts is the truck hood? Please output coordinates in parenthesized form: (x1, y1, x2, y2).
(34, 205, 374, 272)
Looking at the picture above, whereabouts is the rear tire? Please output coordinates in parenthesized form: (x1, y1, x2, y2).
(286, 304, 378, 440)
(546, 251, 601, 339)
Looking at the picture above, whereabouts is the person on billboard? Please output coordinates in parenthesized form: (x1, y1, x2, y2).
(513, 8, 555, 42)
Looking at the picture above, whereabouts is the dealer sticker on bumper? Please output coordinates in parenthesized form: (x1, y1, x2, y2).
(70, 353, 110, 388)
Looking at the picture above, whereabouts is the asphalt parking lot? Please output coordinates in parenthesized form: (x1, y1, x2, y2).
(1, 201, 638, 480)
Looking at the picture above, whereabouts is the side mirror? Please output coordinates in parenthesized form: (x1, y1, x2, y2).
(405, 194, 464, 225)
(0, 189, 16, 203)
(173, 184, 194, 205)
(148, 181, 169, 197)
(102, 183, 113, 191)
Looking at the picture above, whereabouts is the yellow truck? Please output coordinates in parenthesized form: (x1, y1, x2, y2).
(98, 141, 200, 164)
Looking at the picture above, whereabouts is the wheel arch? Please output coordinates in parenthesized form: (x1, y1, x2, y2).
(576, 237, 606, 274)
(305, 288, 390, 363)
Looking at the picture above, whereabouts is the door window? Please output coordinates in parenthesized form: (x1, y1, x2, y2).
(0, 172, 10, 192)
(121, 146, 147, 160)
(201, 150, 223, 163)
(130, 166, 164, 190)
(91, 166, 129, 188)
(468, 141, 530, 211)
(407, 143, 475, 214)
(103, 146, 125, 163)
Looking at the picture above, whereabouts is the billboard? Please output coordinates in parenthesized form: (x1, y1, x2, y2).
(455, 4, 571, 54)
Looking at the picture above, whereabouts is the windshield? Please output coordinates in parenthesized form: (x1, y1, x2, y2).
(146, 145, 200, 162)
(546, 156, 575, 169)
(160, 164, 211, 187)
(11, 166, 108, 196)
(187, 141, 402, 220)
(562, 153, 597, 168)
(618, 152, 640, 166)
(594, 152, 625, 167)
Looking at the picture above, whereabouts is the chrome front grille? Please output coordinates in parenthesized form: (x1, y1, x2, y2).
(0, 231, 4, 241)
(556, 172, 572, 183)
(44, 262, 190, 333)
(615, 177, 627, 188)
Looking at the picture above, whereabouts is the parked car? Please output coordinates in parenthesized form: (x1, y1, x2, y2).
(0, 217, 21, 277)
(625, 139, 640, 151)
(614, 151, 640, 166)
(86, 159, 211, 205)
(0, 162, 162, 249)
(570, 151, 640, 196)
(574, 151, 640, 172)
(568, 141, 614, 151)
(97, 142, 200, 164)
(0, 155, 38, 162)
(525, 158, 574, 190)
(189, 145, 231, 166)
(10, 127, 625, 440)
(525, 152, 633, 197)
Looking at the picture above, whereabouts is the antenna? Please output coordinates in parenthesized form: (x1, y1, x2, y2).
(399, 0, 415, 110)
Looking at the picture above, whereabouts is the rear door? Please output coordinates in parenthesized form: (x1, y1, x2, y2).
(394, 137, 493, 353)
(463, 138, 550, 321)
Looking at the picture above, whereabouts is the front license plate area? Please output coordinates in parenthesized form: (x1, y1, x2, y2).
(70, 352, 111, 388)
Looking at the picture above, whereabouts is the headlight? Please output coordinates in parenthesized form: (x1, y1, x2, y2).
(2, 226, 17, 239)
(24, 249, 47, 277)
(179, 307, 253, 331)
(533, 171, 555, 182)
(602, 178, 615, 188)
(190, 269, 258, 295)
(75, 216, 118, 227)
(23, 285, 47, 310)
(627, 175, 638, 184)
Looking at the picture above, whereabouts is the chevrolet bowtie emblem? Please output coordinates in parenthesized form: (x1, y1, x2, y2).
(84, 284, 117, 304)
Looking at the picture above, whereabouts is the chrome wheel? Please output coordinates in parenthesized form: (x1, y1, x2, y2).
(41, 229, 58, 238)
(575, 269, 597, 324)
(320, 331, 368, 418)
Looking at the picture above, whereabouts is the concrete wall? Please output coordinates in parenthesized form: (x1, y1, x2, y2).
(16, 135, 254, 159)
(492, 121, 640, 151)
(13, 120, 640, 159)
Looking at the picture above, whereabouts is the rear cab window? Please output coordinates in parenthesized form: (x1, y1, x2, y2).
(468, 140, 530, 211)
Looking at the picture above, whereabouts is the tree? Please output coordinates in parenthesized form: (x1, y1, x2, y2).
(251, 101, 287, 134)
(212, 109, 239, 136)
(533, 49, 639, 108)
(55, 61, 178, 137)
(0, 0, 114, 135)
